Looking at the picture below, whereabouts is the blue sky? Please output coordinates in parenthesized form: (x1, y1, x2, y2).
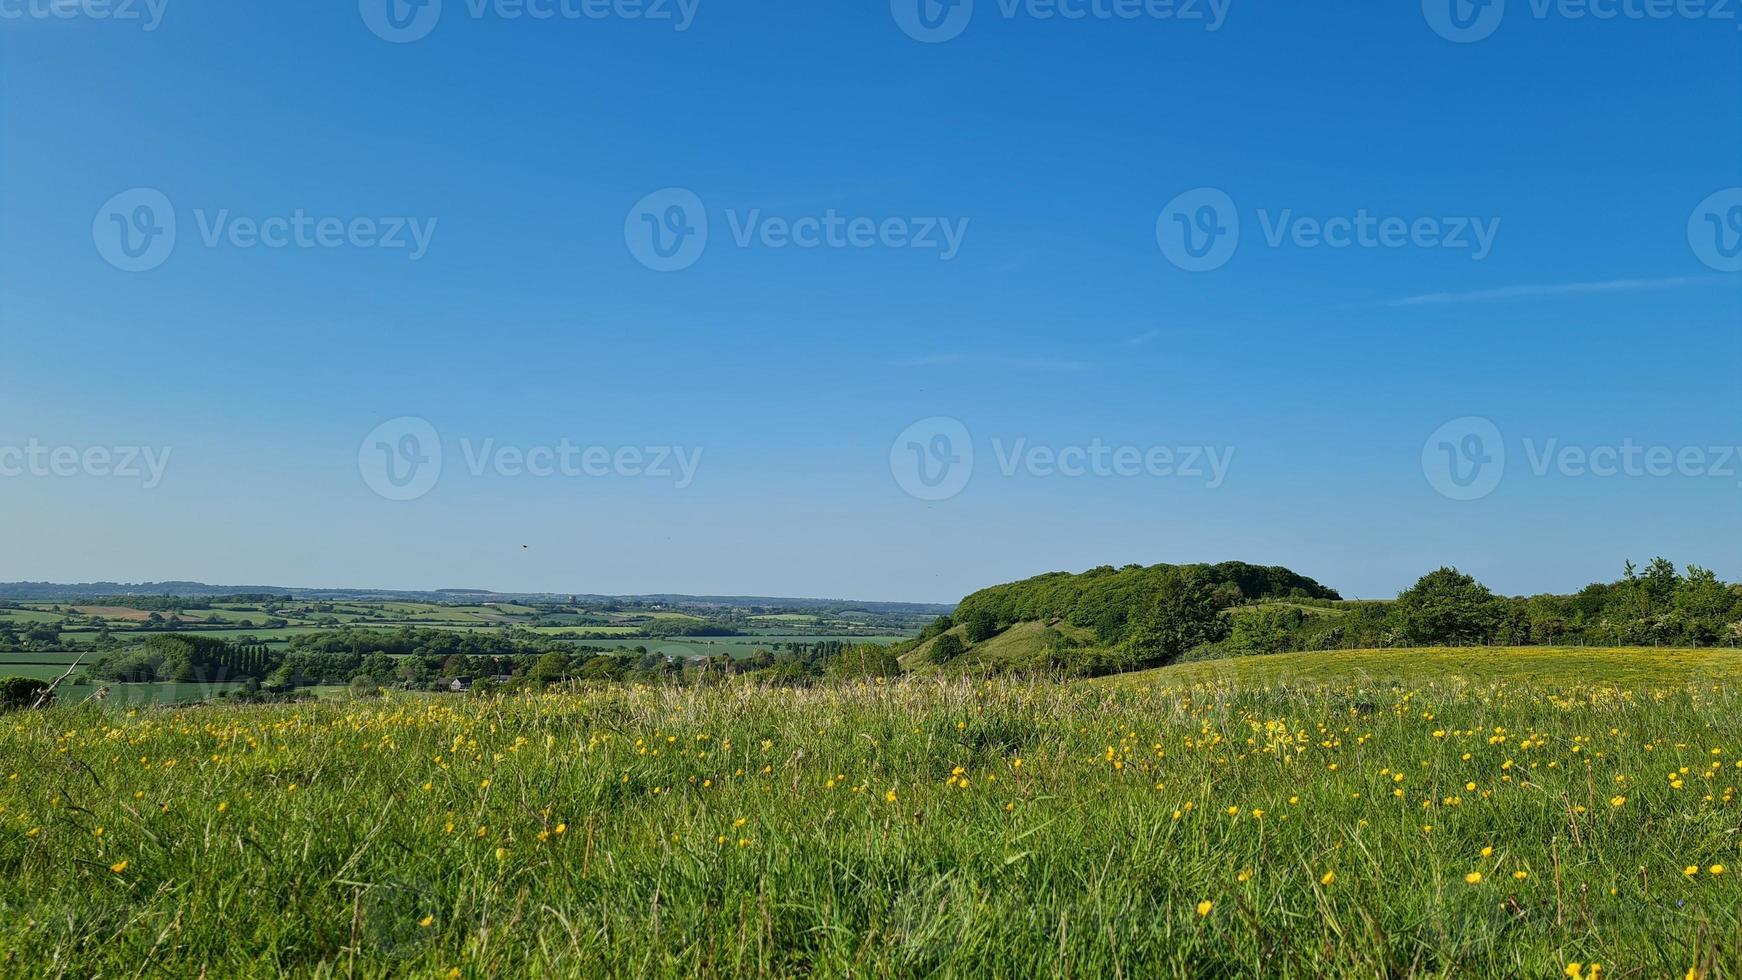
(1, 1, 1738, 602)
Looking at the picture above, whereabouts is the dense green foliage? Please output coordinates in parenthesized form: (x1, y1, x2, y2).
(1121, 569, 1233, 668)
(285, 625, 551, 659)
(930, 559, 1742, 677)
(87, 635, 279, 684)
(951, 561, 1340, 642)
(0, 677, 51, 712)
(1206, 559, 1742, 659)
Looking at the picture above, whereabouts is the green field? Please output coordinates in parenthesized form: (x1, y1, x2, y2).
(0, 664, 68, 681)
(523, 625, 643, 636)
(0, 652, 86, 667)
(0, 659, 248, 706)
(2, 646, 1740, 976)
(0, 609, 68, 624)
(566, 634, 910, 659)
(52, 681, 248, 706)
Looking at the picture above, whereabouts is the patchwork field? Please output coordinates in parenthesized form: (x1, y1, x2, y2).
(0, 592, 924, 706)
(2, 646, 1738, 976)
(567, 634, 912, 659)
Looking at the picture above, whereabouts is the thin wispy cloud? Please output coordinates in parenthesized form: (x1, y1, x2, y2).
(1123, 328, 1164, 347)
(1374, 275, 1734, 308)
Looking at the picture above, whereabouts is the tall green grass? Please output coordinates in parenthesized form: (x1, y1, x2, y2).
(2, 648, 1739, 977)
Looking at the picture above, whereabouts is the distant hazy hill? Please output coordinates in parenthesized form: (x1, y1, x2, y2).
(0, 581, 952, 615)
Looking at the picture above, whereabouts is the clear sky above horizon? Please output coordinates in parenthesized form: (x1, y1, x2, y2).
(2, 1, 1738, 603)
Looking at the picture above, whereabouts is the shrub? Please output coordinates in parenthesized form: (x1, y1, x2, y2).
(0, 676, 52, 712)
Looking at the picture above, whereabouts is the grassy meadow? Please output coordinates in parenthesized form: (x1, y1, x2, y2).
(3, 647, 1741, 977)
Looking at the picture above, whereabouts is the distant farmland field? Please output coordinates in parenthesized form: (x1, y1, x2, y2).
(564, 635, 910, 659)
(65, 606, 152, 620)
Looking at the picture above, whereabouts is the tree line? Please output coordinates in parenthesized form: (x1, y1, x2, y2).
(1210, 560, 1742, 656)
(73, 627, 906, 695)
(914, 558, 1742, 677)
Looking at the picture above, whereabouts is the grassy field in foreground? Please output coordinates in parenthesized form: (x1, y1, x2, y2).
(3, 648, 1742, 977)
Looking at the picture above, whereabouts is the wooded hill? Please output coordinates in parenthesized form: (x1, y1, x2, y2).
(950, 561, 1339, 645)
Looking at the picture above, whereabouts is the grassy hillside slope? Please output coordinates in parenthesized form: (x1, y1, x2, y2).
(1103, 644, 1742, 688)
(899, 620, 1103, 671)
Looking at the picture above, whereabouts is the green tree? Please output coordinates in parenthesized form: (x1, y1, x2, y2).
(1227, 606, 1302, 655)
(1393, 567, 1501, 645)
(530, 652, 571, 685)
(961, 608, 999, 644)
(357, 652, 397, 684)
(930, 633, 967, 664)
(824, 644, 903, 680)
(1123, 570, 1231, 668)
